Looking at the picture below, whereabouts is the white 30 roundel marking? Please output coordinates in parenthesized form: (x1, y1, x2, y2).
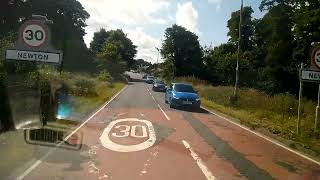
(100, 118, 156, 152)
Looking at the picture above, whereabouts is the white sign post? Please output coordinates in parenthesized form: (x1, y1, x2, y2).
(300, 47, 320, 132)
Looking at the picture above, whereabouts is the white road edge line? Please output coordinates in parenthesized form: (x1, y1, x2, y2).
(157, 104, 170, 120)
(16, 85, 128, 180)
(201, 106, 320, 166)
(182, 140, 216, 180)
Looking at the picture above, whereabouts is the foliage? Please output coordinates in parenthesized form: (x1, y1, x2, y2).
(91, 29, 137, 69)
(96, 42, 127, 79)
(161, 57, 175, 83)
(97, 70, 111, 82)
(161, 24, 203, 78)
(227, 6, 254, 50)
(90, 29, 110, 54)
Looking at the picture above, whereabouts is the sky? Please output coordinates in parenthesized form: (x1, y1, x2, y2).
(78, 0, 265, 63)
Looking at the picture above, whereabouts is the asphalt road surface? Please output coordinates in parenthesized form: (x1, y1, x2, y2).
(5, 72, 320, 180)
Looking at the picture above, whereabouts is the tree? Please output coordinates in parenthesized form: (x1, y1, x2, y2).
(0, 0, 31, 39)
(227, 6, 254, 51)
(96, 42, 127, 78)
(91, 29, 137, 69)
(90, 28, 110, 54)
(106, 30, 137, 68)
(161, 24, 203, 77)
(28, 0, 92, 73)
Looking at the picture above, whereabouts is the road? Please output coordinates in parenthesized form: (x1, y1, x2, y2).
(4, 72, 320, 180)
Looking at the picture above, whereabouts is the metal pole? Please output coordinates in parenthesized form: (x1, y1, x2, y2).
(233, 0, 243, 98)
(315, 84, 320, 132)
(297, 63, 303, 135)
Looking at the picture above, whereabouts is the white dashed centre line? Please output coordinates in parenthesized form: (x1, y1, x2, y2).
(182, 140, 216, 180)
(145, 86, 170, 121)
(157, 104, 170, 121)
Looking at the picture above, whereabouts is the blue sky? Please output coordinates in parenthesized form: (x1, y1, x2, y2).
(79, 0, 265, 63)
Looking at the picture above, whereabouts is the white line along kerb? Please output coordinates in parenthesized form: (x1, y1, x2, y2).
(16, 85, 128, 180)
(182, 140, 216, 180)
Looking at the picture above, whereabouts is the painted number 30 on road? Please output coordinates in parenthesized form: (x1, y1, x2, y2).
(23, 24, 46, 47)
(100, 118, 156, 152)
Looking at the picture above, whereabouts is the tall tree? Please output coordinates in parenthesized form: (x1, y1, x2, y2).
(96, 41, 127, 78)
(91, 29, 137, 69)
(90, 28, 110, 54)
(0, 0, 31, 39)
(227, 6, 254, 51)
(161, 24, 203, 77)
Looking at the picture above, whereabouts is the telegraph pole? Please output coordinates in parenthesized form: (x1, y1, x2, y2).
(233, 0, 243, 98)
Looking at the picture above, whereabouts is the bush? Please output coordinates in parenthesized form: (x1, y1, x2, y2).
(97, 70, 111, 82)
(71, 76, 97, 97)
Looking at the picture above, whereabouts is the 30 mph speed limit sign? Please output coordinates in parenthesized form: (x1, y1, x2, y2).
(22, 23, 47, 47)
(312, 47, 320, 70)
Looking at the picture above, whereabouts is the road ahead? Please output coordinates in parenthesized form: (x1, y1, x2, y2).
(7, 73, 320, 180)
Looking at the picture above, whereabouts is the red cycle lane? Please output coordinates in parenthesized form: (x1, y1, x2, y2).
(19, 106, 244, 180)
(192, 112, 320, 180)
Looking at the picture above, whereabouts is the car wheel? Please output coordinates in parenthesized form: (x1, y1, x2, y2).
(169, 101, 174, 108)
(165, 98, 168, 103)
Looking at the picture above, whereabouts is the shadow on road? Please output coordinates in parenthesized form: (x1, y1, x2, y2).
(173, 107, 209, 114)
(129, 78, 145, 82)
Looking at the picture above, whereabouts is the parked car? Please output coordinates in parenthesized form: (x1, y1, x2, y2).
(152, 79, 166, 92)
(165, 83, 200, 110)
(145, 76, 155, 84)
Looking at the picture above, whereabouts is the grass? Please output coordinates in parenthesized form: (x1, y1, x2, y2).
(71, 82, 125, 117)
(178, 76, 320, 158)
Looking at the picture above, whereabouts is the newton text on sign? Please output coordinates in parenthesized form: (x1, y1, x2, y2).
(6, 49, 60, 63)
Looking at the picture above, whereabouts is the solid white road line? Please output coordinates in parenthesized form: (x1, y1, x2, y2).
(146, 85, 171, 121)
(16, 85, 128, 180)
(201, 106, 320, 166)
(182, 140, 216, 180)
(157, 104, 170, 120)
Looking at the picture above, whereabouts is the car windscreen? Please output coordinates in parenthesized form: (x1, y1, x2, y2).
(173, 84, 195, 93)
(155, 80, 164, 84)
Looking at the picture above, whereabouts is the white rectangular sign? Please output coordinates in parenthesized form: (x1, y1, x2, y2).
(6, 49, 60, 63)
(301, 70, 320, 82)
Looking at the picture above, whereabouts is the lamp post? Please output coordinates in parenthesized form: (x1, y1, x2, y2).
(233, 0, 243, 98)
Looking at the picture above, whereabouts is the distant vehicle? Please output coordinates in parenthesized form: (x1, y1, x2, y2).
(142, 74, 148, 80)
(152, 79, 166, 92)
(165, 83, 200, 110)
(145, 76, 155, 84)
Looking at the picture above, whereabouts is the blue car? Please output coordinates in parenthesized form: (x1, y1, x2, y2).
(165, 83, 201, 110)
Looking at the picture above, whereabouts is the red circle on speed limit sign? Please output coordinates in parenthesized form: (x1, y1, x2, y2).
(20, 21, 48, 48)
(312, 47, 320, 69)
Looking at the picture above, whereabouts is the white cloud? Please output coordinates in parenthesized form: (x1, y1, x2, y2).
(79, 0, 169, 26)
(127, 28, 162, 63)
(176, 2, 200, 34)
(78, 0, 168, 63)
(208, 0, 222, 12)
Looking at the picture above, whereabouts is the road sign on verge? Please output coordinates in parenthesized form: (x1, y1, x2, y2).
(311, 47, 320, 70)
(5, 15, 62, 64)
(6, 49, 60, 63)
(301, 69, 320, 83)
